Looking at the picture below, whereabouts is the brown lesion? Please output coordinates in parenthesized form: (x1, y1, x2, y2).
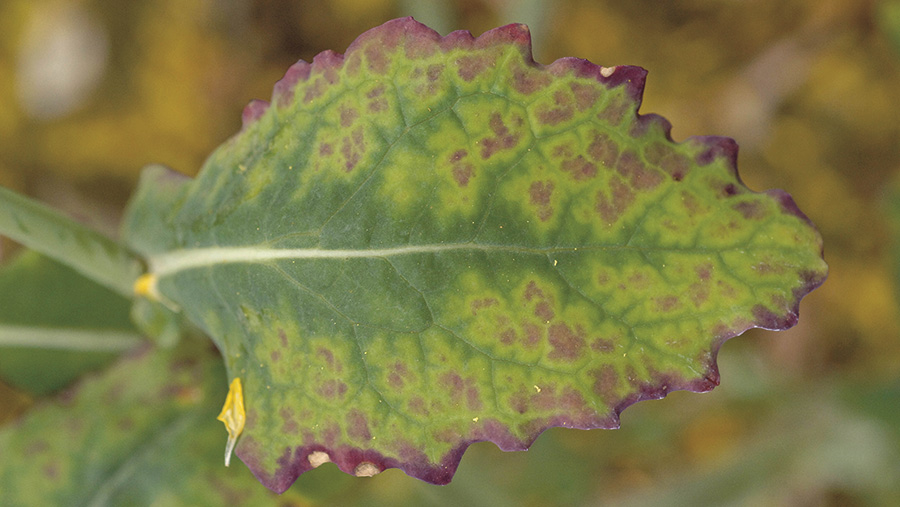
(570, 81, 601, 110)
(654, 295, 681, 312)
(439, 372, 482, 411)
(346, 409, 372, 442)
(480, 112, 523, 159)
(340, 127, 365, 172)
(733, 200, 767, 220)
(317, 379, 348, 399)
(560, 155, 598, 181)
(366, 84, 388, 113)
(590, 337, 615, 353)
(534, 301, 555, 321)
(280, 407, 299, 435)
(447, 149, 475, 187)
(316, 347, 342, 373)
(523, 322, 542, 348)
(387, 362, 412, 390)
(587, 132, 619, 168)
(340, 106, 358, 128)
(590, 365, 620, 405)
(511, 66, 551, 95)
(616, 151, 663, 190)
(364, 43, 389, 74)
(536, 90, 575, 126)
(528, 180, 554, 221)
(689, 283, 710, 306)
(456, 54, 491, 82)
(689, 263, 714, 307)
(470, 297, 498, 316)
(302, 78, 326, 103)
(595, 177, 635, 224)
(596, 96, 629, 126)
(411, 63, 446, 96)
(498, 327, 518, 345)
(643, 142, 690, 181)
(524, 280, 546, 302)
(408, 396, 429, 416)
(547, 323, 587, 362)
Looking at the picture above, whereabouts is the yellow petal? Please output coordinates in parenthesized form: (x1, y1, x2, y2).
(133, 273, 159, 299)
(217, 377, 245, 467)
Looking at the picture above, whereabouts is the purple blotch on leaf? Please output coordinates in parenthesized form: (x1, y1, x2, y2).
(241, 99, 269, 130)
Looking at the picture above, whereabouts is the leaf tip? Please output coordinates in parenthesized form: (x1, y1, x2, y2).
(217, 377, 245, 467)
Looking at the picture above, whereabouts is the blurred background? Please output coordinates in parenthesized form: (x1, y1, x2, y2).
(1, 0, 899, 504)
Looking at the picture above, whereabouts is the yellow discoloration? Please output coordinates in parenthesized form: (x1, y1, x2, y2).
(218, 377, 246, 467)
(133, 273, 159, 300)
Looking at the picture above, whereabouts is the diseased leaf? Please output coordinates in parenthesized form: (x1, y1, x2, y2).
(0, 251, 142, 395)
(0, 340, 306, 505)
(122, 18, 827, 492)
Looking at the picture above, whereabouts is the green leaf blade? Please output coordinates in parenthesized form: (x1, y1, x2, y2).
(0, 341, 306, 505)
(126, 18, 827, 492)
(0, 251, 142, 395)
(0, 186, 143, 298)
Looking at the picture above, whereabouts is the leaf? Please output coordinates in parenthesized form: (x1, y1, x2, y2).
(122, 18, 827, 492)
(0, 250, 142, 395)
(0, 340, 306, 505)
(0, 185, 143, 298)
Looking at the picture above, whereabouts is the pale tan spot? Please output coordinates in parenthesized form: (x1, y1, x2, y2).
(308, 451, 331, 468)
(354, 461, 381, 477)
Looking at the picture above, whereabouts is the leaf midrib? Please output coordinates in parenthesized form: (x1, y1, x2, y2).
(0, 325, 142, 352)
(147, 241, 786, 279)
(149, 242, 580, 278)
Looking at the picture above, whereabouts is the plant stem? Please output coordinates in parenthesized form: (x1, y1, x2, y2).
(0, 185, 143, 298)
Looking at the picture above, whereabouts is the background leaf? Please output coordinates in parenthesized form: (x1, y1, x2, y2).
(0, 250, 141, 395)
(0, 339, 310, 506)
(0, 185, 143, 297)
(125, 18, 826, 492)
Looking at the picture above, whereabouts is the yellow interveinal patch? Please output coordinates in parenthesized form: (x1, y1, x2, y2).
(217, 377, 245, 467)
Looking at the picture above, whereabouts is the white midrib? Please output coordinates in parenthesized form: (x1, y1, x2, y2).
(0, 325, 142, 351)
(147, 242, 586, 278)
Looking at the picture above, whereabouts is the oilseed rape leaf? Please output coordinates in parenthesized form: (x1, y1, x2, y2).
(0, 341, 307, 505)
(122, 18, 827, 492)
(0, 251, 141, 395)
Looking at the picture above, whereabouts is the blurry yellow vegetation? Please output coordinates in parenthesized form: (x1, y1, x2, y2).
(1, 0, 899, 502)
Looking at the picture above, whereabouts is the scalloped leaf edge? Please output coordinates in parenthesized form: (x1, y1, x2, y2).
(218, 17, 826, 492)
